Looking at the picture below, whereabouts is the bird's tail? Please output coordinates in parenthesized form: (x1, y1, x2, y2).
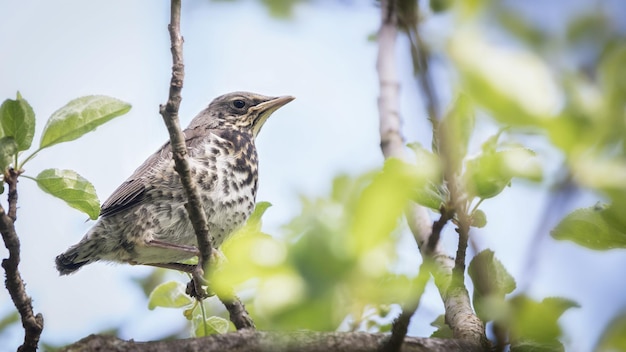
(55, 241, 100, 275)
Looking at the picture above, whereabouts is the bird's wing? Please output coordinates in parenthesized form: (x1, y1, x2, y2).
(99, 127, 209, 218)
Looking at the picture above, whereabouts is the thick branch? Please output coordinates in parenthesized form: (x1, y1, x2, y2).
(0, 170, 43, 352)
(58, 331, 483, 352)
(218, 291, 256, 330)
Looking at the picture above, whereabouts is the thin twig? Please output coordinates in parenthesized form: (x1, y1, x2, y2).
(159, 0, 212, 298)
(451, 215, 470, 288)
(0, 169, 43, 352)
(427, 206, 453, 254)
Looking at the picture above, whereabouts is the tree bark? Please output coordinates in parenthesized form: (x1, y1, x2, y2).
(58, 331, 483, 352)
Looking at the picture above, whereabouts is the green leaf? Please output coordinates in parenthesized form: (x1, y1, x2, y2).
(407, 143, 444, 209)
(471, 209, 487, 228)
(551, 205, 626, 250)
(39, 96, 131, 150)
(595, 310, 626, 352)
(0, 137, 17, 172)
(35, 168, 101, 220)
(450, 30, 559, 125)
(468, 250, 516, 321)
(508, 295, 578, 346)
(510, 339, 564, 352)
(147, 281, 193, 310)
(438, 93, 475, 170)
(192, 315, 229, 337)
(350, 159, 423, 252)
(0, 310, 19, 333)
(430, 314, 453, 338)
(465, 147, 541, 199)
(430, 0, 453, 13)
(0, 93, 36, 151)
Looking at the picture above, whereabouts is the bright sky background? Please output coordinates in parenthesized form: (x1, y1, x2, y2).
(1, 1, 625, 351)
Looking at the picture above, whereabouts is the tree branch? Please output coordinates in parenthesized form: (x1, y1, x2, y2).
(58, 331, 483, 352)
(377, 0, 486, 348)
(0, 169, 43, 352)
(158, 0, 253, 328)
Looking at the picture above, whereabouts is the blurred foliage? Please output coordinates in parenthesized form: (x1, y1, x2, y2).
(595, 310, 626, 352)
(210, 160, 435, 330)
(211, 0, 305, 19)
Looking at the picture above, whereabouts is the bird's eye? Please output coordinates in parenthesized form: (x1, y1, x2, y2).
(233, 100, 246, 109)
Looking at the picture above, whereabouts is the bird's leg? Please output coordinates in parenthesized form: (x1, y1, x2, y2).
(145, 239, 201, 256)
(141, 239, 213, 299)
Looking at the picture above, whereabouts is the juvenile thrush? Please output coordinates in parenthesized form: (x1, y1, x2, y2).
(56, 92, 294, 275)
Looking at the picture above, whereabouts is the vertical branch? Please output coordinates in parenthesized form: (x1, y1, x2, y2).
(159, 0, 212, 297)
(377, 0, 404, 161)
(377, 0, 487, 349)
(0, 169, 44, 352)
(159, 0, 254, 329)
(377, 1, 433, 351)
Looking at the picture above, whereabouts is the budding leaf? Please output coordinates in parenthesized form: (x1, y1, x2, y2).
(0, 137, 17, 172)
(0, 93, 36, 151)
(35, 168, 101, 220)
(39, 95, 131, 150)
(471, 209, 487, 228)
(147, 281, 193, 310)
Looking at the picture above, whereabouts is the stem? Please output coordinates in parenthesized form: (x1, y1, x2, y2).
(0, 169, 43, 352)
(199, 300, 208, 336)
(18, 148, 41, 171)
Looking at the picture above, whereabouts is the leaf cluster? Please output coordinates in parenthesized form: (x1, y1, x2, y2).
(0, 93, 131, 219)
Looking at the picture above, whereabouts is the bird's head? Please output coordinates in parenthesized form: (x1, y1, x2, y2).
(190, 92, 295, 137)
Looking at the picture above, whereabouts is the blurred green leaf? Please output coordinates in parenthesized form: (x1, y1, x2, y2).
(35, 168, 101, 220)
(450, 30, 558, 126)
(0, 93, 36, 151)
(438, 93, 475, 170)
(595, 310, 626, 352)
(468, 250, 516, 321)
(260, 0, 301, 19)
(471, 209, 487, 228)
(508, 295, 578, 347)
(39, 95, 131, 150)
(496, 9, 547, 48)
(407, 143, 444, 209)
(0, 310, 19, 333)
(601, 192, 626, 234)
(350, 159, 422, 253)
(430, 0, 453, 13)
(465, 147, 541, 199)
(147, 281, 193, 310)
(0, 137, 17, 172)
(566, 13, 610, 47)
(192, 315, 229, 337)
(551, 205, 626, 250)
(510, 339, 564, 352)
(430, 314, 453, 338)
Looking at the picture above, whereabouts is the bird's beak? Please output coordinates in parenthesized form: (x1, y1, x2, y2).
(251, 95, 295, 137)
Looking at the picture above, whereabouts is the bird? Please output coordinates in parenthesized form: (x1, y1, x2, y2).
(55, 92, 294, 275)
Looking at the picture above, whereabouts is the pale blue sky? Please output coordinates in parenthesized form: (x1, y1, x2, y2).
(0, 1, 625, 351)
